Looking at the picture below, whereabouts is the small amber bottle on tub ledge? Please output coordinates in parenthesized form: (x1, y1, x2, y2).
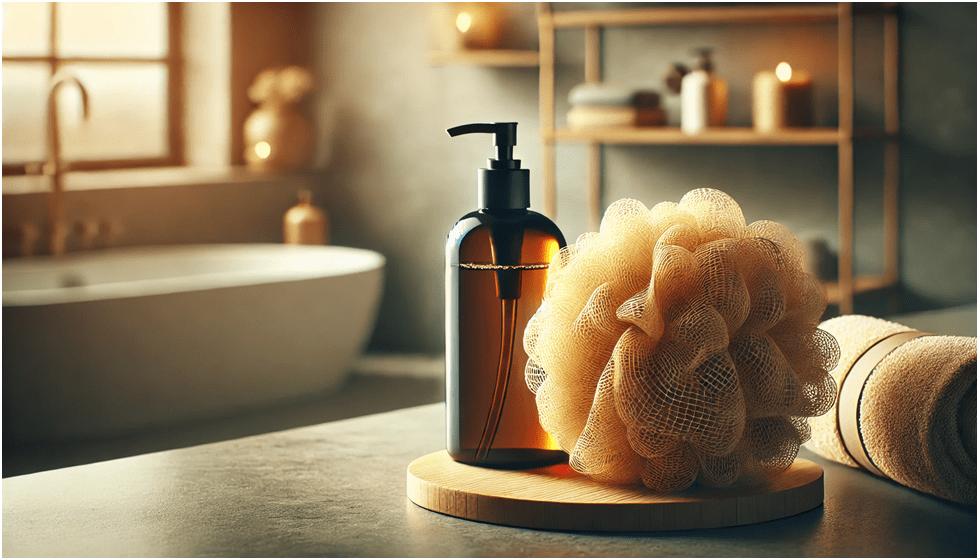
(445, 122, 567, 468)
(284, 190, 328, 245)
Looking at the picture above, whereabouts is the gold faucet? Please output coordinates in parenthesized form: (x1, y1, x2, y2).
(45, 72, 90, 256)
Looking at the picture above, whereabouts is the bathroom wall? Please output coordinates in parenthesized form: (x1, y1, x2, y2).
(310, 2, 976, 354)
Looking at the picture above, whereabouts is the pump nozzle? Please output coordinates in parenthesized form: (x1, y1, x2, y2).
(448, 121, 530, 211)
(447, 122, 518, 164)
(692, 47, 715, 72)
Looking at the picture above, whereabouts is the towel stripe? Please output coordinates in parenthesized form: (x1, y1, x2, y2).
(837, 330, 933, 478)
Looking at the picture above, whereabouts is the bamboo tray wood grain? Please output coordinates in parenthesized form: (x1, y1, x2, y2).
(407, 450, 823, 532)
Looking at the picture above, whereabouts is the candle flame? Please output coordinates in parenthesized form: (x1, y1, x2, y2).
(456, 12, 473, 33)
(255, 141, 271, 160)
(776, 62, 792, 82)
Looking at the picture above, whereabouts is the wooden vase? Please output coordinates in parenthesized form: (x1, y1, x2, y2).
(243, 102, 312, 171)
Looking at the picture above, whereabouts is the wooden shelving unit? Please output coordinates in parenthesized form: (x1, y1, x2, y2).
(537, 2, 900, 314)
(428, 49, 539, 67)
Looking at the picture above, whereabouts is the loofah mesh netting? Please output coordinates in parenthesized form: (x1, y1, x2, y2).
(524, 189, 840, 492)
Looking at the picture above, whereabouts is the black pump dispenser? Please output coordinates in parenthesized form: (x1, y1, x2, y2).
(447, 122, 530, 210)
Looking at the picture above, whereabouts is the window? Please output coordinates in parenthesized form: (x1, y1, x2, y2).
(2, 2, 182, 175)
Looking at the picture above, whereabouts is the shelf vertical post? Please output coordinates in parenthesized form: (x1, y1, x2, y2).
(883, 6, 900, 288)
(837, 2, 855, 314)
(584, 24, 603, 231)
(584, 25, 601, 84)
(538, 3, 557, 218)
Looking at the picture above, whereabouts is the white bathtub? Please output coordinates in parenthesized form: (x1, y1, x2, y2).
(3, 244, 385, 441)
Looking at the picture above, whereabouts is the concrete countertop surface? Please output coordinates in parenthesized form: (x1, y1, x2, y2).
(3, 403, 975, 558)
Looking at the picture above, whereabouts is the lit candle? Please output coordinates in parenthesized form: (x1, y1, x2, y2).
(453, 2, 503, 50)
(753, 63, 813, 132)
(780, 64, 813, 127)
(753, 68, 784, 133)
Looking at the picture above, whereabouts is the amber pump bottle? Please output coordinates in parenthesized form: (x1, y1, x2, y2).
(445, 122, 567, 468)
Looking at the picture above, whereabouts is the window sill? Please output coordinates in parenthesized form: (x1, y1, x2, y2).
(2, 166, 308, 196)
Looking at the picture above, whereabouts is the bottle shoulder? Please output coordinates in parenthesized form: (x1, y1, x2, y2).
(446, 209, 565, 264)
(448, 210, 563, 241)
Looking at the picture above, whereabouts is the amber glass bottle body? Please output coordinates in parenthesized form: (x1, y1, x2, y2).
(446, 208, 567, 468)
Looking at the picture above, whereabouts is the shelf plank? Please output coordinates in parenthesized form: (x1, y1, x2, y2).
(549, 126, 841, 145)
(824, 274, 896, 304)
(549, 4, 839, 28)
(428, 50, 539, 67)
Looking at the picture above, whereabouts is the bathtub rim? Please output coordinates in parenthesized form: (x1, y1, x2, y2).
(2, 243, 386, 307)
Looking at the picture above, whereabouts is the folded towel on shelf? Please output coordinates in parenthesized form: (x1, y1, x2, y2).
(566, 83, 666, 128)
(805, 315, 977, 504)
(568, 83, 638, 107)
(567, 105, 637, 128)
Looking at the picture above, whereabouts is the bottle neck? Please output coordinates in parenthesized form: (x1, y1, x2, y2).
(478, 167, 530, 210)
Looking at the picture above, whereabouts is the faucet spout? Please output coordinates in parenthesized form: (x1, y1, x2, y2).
(46, 71, 91, 256)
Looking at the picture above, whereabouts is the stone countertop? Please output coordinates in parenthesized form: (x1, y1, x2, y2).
(2, 403, 975, 557)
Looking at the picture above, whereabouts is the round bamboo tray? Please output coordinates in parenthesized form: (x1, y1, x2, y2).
(407, 450, 823, 531)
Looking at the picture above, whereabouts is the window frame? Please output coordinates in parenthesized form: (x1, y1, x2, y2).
(1, 2, 184, 176)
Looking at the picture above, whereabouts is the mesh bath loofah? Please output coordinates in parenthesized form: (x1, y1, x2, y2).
(524, 189, 839, 492)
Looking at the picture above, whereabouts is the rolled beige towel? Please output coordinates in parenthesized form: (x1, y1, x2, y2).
(806, 315, 976, 504)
